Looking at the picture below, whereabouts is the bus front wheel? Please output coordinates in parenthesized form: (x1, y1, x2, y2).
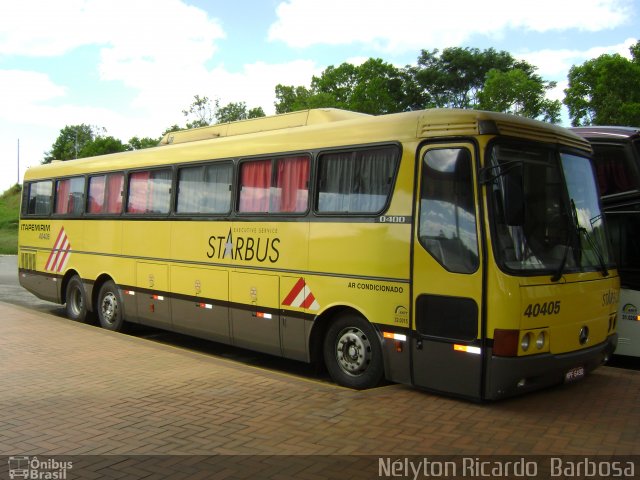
(323, 313, 384, 389)
(65, 275, 88, 323)
(97, 280, 125, 332)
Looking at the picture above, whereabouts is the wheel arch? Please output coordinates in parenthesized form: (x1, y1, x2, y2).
(91, 273, 116, 314)
(60, 269, 81, 305)
(309, 304, 378, 367)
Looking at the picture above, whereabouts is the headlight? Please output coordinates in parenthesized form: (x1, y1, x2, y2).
(536, 331, 546, 350)
(521, 332, 531, 351)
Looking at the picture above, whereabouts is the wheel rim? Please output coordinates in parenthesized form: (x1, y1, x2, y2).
(100, 292, 118, 325)
(335, 326, 372, 376)
(69, 286, 83, 316)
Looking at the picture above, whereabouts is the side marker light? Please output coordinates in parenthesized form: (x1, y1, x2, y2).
(453, 344, 481, 355)
(383, 332, 407, 342)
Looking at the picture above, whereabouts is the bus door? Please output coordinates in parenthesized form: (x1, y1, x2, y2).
(411, 143, 484, 398)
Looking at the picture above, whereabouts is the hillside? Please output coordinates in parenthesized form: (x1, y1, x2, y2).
(0, 185, 21, 254)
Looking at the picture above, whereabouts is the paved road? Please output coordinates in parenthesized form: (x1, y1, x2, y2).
(0, 255, 327, 379)
(1, 301, 639, 457)
(1, 300, 640, 480)
(0, 255, 63, 315)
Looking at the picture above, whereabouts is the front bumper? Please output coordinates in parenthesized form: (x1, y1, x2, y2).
(484, 333, 618, 400)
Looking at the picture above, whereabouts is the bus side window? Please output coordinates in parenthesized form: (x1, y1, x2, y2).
(177, 163, 233, 214)
(316, 146, 398, 214)
(54, 176, 85, 215)
(238, 156, 309, 214)
(127, 169, 171, 214)
(88, 173, 124, 214)
(592, 144, 637, 195)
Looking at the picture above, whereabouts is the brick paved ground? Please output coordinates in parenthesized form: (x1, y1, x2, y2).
(1, 300, 639, 464)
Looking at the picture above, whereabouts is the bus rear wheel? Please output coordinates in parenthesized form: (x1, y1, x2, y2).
(65, 275, 88, 323)
(323, 313, 384, 389)
(97, 280, 125, 332)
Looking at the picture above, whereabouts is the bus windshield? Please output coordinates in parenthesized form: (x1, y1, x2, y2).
(487, 143, 612, 277)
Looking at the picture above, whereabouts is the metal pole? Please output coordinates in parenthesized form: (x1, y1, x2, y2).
(17, 138, 20, 185)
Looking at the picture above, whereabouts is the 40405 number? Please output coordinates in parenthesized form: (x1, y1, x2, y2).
(524, 301, 561, 318)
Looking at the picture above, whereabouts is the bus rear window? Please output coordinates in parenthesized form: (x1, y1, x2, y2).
(126, 169, 171, 214)
(24, 180, 53, 216)
(316, 146, 399, 214)
(88, 173, 124, 214)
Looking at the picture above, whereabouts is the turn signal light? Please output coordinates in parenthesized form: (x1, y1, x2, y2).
(493, 329, 519, 357)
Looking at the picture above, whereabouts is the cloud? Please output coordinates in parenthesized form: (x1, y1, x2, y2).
(516, 38, 638, 78)
(126, 59, 322, 139)
(268, 0, 634, 51)
(0, 71, 66, 114)
(0, 0, 225, 57)
(207, 60, 322, 110)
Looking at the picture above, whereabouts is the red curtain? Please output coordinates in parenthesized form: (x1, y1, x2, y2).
(88, 176, 106, 213)
(127, 171, 151, 213)
(239, 160, 271, 212)
(277, 156, 309, 212)
(106, 173, 124, 213)
(55, 180, 70, 214)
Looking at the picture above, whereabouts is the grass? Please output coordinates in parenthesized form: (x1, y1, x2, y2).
(0, 185, 21, 254)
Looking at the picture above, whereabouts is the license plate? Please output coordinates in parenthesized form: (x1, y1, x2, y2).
(564, 366, 585, 383)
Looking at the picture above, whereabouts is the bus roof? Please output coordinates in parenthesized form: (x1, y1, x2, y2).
(159, 108, 370, 145)
(24, 108, 591, 181)
(571, 126, 640, 141)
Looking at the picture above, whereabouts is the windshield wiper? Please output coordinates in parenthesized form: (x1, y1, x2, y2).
(551, 209, 578, 282)
(578, 225, 609, 277)
(570, 200, 609, 278)
(551, 241, 571, 282)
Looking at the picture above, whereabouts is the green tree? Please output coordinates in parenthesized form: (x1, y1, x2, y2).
(44, 124, 96, 163)
(340, 59, 408, 114)
(163, 124, 182, 135)
(182, 95, 217, 128)
(44, 125, 155, 163)
(564, 41, 640, 126)
(274, 84, 335, 113)
(80, 136, 127, 157)
(127, 136, 160, 150)
(216, 101, 265, 123)
(479, 69, 561, 122)
(408, 47, 521, 109)
(182, 96, 266, 127)
(275, 85, 314, 113)
(275, 58, 411, 114)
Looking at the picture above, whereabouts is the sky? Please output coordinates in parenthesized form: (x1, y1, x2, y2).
(0, 0, 638, 193)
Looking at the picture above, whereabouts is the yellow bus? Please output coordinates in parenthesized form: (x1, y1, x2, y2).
(18, 108, 619, 400)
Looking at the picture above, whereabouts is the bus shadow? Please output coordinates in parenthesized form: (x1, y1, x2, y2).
(126, 324, 335, 385)
(607, 354, 640, 371)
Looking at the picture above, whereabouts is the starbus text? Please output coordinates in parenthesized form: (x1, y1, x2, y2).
(207, 230, 280, 263)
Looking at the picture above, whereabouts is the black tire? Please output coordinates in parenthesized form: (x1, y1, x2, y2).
(65, 275, 88, 323)
(97, 280, 126, 331)
(323, 313, 384, 389)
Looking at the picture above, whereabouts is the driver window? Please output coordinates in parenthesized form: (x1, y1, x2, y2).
(419, 148, 479, 273)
